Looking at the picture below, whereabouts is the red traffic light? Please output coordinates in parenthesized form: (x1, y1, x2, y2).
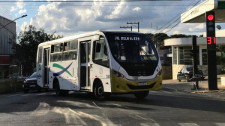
(207, 14, 214, 21)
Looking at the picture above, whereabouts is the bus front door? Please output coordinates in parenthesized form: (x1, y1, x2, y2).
(79, 41, 91, 89)
(43, 48, 50, 87)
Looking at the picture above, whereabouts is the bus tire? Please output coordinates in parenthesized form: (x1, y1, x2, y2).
(54, 80, 63, 96)
(62, 90, 69, 95)
(134, 91, 149, 99)
(24, 89, 29, 93)
(93, 81, 105, 100)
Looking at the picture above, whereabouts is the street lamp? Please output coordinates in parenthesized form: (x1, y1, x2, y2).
(0, 14, 27, 30)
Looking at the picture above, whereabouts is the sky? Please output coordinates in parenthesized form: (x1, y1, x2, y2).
(0, 0, 221, 36)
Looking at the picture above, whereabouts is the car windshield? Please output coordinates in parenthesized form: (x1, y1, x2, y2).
(104, 32, 158, 63)
(186, 67, 193, 71)
(29, 72, 37, 78)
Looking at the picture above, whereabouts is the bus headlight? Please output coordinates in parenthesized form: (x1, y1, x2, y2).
(157, 69, 162, 77)
(112, 70, 125, 78)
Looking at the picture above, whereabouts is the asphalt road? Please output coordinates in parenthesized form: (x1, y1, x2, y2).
(0, 89, 225, 126)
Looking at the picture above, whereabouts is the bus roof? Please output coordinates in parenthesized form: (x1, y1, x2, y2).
(38, 30, 142, 47)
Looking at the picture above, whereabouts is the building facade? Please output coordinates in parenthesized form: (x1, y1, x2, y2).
(0, 16, 16, 78)
(164, 37, 225, 80)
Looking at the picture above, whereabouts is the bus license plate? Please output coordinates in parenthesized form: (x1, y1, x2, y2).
(138, 82, 147, 86)
(30, 85, 36, 87)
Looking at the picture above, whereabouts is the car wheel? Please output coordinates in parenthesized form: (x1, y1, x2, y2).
(62, 90, 69, 95)
(134, 91, 149, 99)
(186, 76, 189, 82)
(44, 88, 49, 92)
(55, 81, 63, 96)
(178, 79, 181, 82)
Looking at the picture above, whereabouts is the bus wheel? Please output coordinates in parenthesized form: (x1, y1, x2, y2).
(94, 82, 105, 100)
(24, 89, 29, 93)
(134, 91, 149, 99)
(55, 81, 63, 96)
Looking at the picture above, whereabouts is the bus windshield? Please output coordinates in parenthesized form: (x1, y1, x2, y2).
(104, 33, 158, 64)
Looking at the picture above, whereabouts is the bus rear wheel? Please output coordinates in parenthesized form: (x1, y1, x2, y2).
(134, 91, 149, 99)
(54, 80, 64, 96)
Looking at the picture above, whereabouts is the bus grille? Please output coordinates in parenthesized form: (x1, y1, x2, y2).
(120, 62, 157, 76)
(127, 83, 156, 90)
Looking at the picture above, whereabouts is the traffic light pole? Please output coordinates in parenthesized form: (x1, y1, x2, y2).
(206, 11, 218, 90)
(192, 36, 199, 89)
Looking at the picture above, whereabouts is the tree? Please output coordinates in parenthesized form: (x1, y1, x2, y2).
(170, 34, 193, 38)
(152, 33, 169, 48)
(14, 25, 62, 76)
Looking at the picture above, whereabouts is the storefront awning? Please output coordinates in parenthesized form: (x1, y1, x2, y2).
(181, 0, 225, 23)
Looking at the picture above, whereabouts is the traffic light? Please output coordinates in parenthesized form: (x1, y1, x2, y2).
(206, 11, 217, 90)
(206, 11, 216, 50)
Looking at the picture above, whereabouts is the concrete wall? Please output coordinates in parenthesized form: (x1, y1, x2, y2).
(0, 16, 16, 55)
(0, 79, 23, 94)
(162, 66, 172, 79)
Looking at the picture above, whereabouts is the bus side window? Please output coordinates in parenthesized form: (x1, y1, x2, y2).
(92, 37, 109, 68)
(64, 42, 69, 51)
(69, 40, 78, 60)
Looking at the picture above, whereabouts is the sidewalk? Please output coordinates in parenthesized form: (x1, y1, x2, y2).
(162, 75, 225, 93)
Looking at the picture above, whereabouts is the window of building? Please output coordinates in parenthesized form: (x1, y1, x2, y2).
(173, 47, 177, 64)
(179, 47, 193, 65)
(202, 49, 208, 65)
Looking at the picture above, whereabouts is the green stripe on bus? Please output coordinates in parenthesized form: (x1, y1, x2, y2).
(53, 63, 73, 77)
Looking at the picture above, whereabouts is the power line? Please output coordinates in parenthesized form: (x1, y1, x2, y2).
(164, 0, 202, 34)
(155, 0, 202, 34)
(155, 0, 201, 34)
(0, 0, 190, 2)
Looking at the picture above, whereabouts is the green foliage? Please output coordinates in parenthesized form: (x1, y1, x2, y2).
(169, 34, 193, 38)
(13, 25, 63, 76)
(146, 33, 169, 48)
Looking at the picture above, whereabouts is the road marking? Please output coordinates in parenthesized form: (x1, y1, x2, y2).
(160, 91, 173, 94)
(36, 93, 47, 96)
(7, 93, 22, 97)
(31, 102, 50, 116)
(140, 123, 160, 126)
(135, 115, 147, 120)
(92, 101, 102, 109)
(111, 103, 122, 107)
(178, 123, 199, 126)
(52, 107, 116, 126)
(58, 100, 95, 108)
(215, 123, 225, 126)
(21, 94, 32, 96)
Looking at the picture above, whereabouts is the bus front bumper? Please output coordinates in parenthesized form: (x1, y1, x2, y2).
(111, 73, 162, 93)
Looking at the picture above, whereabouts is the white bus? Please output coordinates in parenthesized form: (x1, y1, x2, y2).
(36, 31, 162, 99)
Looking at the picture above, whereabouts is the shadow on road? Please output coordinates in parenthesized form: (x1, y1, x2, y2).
(1, 91, 225, 114)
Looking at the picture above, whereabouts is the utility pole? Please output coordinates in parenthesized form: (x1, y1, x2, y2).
(0, 14, 27, 30)
(127, 22, 139, 32)
(120, 26, 132, 31)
